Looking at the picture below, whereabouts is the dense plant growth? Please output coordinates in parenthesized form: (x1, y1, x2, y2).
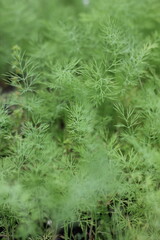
(0, 0, 160, 239)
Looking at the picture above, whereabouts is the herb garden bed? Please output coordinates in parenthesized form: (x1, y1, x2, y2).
(0, 0, 160, 239)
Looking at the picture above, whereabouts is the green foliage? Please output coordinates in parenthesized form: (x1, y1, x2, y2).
(0, 0, 160, 239)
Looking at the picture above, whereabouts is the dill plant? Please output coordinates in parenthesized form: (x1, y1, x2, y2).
(0, 0, 160, 239)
